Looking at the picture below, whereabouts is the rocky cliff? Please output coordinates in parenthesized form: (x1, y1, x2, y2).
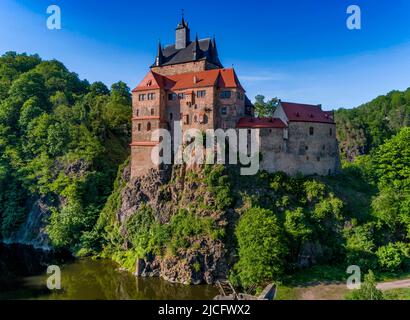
(102, 163, 235, 285)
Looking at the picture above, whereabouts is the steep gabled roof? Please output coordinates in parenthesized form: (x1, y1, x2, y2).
(236, 117, 287, 129)
(132, 71, 164, 92)
(280, 102, 335, 124)
(151, 38, 223, 68)
(132, 68, 243, 92)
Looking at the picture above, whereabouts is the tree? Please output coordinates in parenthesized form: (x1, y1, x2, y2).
(253, 95, 279, 117)
(234, 207, 286, 287)
(376, 242, 409, 271)
(347, 270, 384, 300)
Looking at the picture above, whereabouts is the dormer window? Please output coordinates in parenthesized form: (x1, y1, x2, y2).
(146, 80, 152, 87)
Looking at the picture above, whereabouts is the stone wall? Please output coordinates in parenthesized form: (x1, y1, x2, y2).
(259, 122, 340, 176)
(151, 61, 207, 76)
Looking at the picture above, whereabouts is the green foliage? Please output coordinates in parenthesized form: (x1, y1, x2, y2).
(125, 203, 155, 257)
(284, 207, 312, 240)
(253, 95, 279, 117)
(336, 88, 410, 160)
(344, 223, 377, 270)
(0, 52, 130, 248)
(376, 242, 410, 271)
(204, 165, 233, 210)
(346, 270, 384, 300)
(234, 207, 286, 288)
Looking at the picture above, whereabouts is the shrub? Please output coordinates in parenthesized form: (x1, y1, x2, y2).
(234, 207, 286, 287)
(346, 270, 384, 300)
(376, 242, 410, 271)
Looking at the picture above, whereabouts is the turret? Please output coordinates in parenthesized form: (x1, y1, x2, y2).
(175, 15, 190, 49)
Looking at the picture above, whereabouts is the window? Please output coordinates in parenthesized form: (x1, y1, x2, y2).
(184, 114, 189, 125)
(197, 90, 206, 98)
(138, 94, 146, 101)
(194, 115, 198, 123)
(151, 108, 155, 116)
(221, 106, 227, 115)
(329, 128, 333, 136)
(236, 92, 243, 100)
(168, 93, 177, 100)
(322, 145, 326, 150)
(169, 113, 173, 120)
(309, 127, 314, 135)
(136, 109, 139, 116)
(178, 93, 185, 100)
(147, 122, 151, 131)
(138, 123, 141, 131)
(317, 156, 321, 162)
(305, 146, 309, 150)
(147, 93, 155, 100)
(220, 90, 231, 99)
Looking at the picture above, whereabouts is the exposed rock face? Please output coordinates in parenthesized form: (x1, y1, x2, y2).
(116, 164, 230, 285)
(3, 197, 53, 250)
(140, 237, 228, 285)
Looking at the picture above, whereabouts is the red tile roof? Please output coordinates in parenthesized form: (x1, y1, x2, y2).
(132, 68, 242, 92)
(236, 117, 287, 129)
(281, 102, 335, 124)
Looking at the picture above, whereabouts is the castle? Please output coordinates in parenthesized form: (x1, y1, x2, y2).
(131, 17, 340, 178)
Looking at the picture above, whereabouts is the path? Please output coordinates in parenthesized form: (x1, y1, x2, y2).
(297, 278, 410, 300)
(376, 278, 410, 291)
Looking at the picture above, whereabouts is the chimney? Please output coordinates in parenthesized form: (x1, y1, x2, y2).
(317, 104, 322, 110)
(193, 75, 198, 84)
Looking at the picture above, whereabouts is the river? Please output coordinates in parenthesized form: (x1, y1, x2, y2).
(0, 244, 218, 300)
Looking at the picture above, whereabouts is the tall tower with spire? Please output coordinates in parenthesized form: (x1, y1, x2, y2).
(175, 13, 190, 49)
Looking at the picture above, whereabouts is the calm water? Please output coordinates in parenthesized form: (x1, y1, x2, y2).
(0, 244, 218, 300)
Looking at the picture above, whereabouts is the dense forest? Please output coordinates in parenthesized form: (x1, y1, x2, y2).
(0, 52, 130, 249)
(0, 53, 409, 297)
(335, 88, 410, 160)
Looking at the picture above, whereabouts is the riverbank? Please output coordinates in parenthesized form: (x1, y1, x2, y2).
(0, 244, 218, 300)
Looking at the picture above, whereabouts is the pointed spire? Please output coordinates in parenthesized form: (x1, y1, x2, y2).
(210, 36, 223, 68)
(193, 33, 200, 60)
(212, 36, 219, 58)
(155, 40, 164, 66)
(177, 9, 188, 29)
(181, 9, 187, 27)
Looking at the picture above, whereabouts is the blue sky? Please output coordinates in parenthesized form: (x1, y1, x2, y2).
(1, 0, 410, 110)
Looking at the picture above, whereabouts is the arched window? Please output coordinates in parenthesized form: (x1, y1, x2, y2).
(138, 123, 141, 131)
(147, 122, 151, 131)
(309, 127, 314, 135)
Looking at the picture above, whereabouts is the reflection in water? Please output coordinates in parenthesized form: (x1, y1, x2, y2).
(0, 244, 218, 300)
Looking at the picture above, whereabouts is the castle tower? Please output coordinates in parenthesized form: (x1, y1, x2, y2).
(175, 15, 190, 49)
